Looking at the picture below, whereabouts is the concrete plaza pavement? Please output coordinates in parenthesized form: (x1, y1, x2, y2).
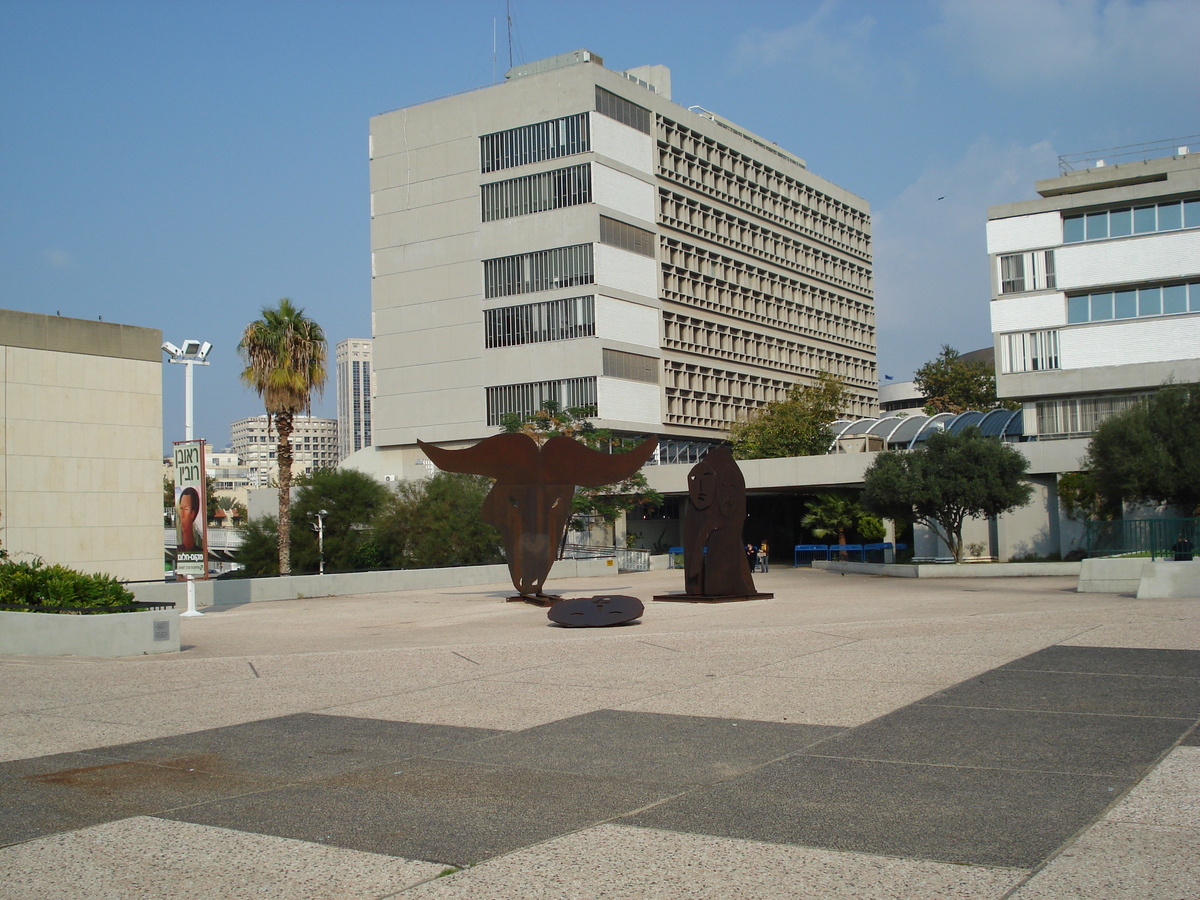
(1, 566, 1197, 899)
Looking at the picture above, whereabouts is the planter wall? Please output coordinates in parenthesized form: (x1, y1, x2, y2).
(0, 608, 181, 657)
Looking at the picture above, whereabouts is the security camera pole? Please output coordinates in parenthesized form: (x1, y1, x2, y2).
(163, 339, 212, 617)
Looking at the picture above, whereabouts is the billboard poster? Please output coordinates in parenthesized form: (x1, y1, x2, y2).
(173, 439, 208, 579)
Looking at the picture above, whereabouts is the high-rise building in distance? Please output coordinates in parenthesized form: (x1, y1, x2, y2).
(336, 338, 373, 461)
(230, 415, 338, 487)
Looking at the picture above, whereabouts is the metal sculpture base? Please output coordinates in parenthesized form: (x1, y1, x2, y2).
(507, 594, 563, 607)
(653, 592, 774, 603)
(548, 595, 644, 627)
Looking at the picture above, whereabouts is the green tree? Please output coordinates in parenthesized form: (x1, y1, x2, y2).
(1085, 382, 1200, 516)
(234, 516, 281, 576)
(861, 426, 1033, 562)
(1057, 471, 1119, 522)
(914, 345, 1007, 414)
(801, 493, 884, 558)
(289, 469, 391, 573)
(237, 299, 327, 575)
(372, 472, 504, 569)
(499, 401, 662, 544)
(729, 372, 847, 460)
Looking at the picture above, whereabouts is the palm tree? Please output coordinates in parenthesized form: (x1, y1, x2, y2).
(238, 299, 327, 575)
(801, 493, 865, 559)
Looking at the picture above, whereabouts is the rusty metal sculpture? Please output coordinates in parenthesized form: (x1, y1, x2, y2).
(656, 446, 772, 602)
(548, 594, 644, 627)
(417, 433, 658, 603)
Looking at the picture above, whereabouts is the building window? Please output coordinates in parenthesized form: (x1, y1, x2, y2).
(1035, 393, 1151, 438)
(1001, 330, 1060, 373)
(1000, 254, 1025, 293)
(483, 244, 594, 299)
(485, 295, 595, 348)
(595, 86, 651, 134)
(480, 112, 590, 173)
(602, 349, 659, 383)
(485, 377, 598, 426)
(1066, 280, 1200, 323)
(481, 163, 592, 221)
(1063, 198, 1200, 243)
(600, 216, 655, 257)
(999, 249, 1056, 294)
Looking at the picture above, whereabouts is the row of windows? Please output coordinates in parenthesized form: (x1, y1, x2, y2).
(1063, 199, 1200, 243)
(659, 188, 870, 288)
(1036, 393, 1150, 439)
(484, 295, 596, 348)
(602, 348, 659, 383)
(595, 86, 651, 134)
(485, 377, 598, 426)
(1000, 329, 1060, 374)
(1067, 281, 1200, 323)
(657, 117, 871, 240)
(599, 215, 655, 257)
(479, 112, 590, 174)
(483, 244, 594, 299)
(999, 250, 1056, 294)
(481, 163, 592, 222)
(662, 312, 875, 382)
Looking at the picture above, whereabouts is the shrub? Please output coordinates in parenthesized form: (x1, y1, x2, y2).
(0, 558, 135, 610)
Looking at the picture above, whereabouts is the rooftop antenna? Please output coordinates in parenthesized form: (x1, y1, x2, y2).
(492, 17, 497, 82)
(506, 0, 513, 70)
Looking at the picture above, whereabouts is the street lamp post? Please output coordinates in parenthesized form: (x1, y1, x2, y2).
(163, 339, 212, 617)
(308, 509, 328, 576)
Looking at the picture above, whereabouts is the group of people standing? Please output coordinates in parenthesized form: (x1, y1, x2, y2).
(746, 541, 770, 573)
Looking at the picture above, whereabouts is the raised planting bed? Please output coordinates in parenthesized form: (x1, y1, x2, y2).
(0, 604, 180, 657)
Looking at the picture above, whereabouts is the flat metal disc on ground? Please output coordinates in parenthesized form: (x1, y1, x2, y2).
(548, 595, 644, 627)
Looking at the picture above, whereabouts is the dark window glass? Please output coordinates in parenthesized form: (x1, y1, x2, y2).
(1114, 290, 1137, 318)
(1063, 215, 1084, 243)
(1109, 207, 1132, 236)
(1067, 295, 1090, 323)
(1091, 292, 1113, 320)
(1185, 199, 1200, 228)
(1190, 282, 1200, 312)
(1157, 201, 1182, 231)
(595, 86, 651, 134)
(1163, 283, 1187, 314)
(1138, 286, 1162, 316)
(1085, 211, 1108, 240)
(1134, 205, 1156, 233)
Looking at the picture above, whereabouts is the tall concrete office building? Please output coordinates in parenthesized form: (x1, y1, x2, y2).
(230, 415, 339, 487)
(987, 143, 1200, 439)
(369, 50, 875, 474)
(336, 338, 373, 461)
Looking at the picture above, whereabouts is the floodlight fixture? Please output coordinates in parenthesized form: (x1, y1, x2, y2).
(181, 339, 203, 356)
(162, 341, 182, 357)
(197, 342, 213, 362)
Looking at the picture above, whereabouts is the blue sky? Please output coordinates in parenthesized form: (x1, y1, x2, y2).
(2, 0, 1197, 451)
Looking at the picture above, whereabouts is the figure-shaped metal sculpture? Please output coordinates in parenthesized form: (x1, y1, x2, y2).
(417, 433, 658, 603)
(656, 446, 771, 602)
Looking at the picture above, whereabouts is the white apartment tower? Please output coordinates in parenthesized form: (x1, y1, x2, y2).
(336, 338, 374, 461)
(230, 415, 339, 487)
(988, 143, 1200, 439)
(369, 50, 875, 470)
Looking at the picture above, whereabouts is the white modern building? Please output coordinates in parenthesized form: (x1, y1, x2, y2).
(230, 415, 338, 487)
(988, 142, 1200, 439)
(365, 49, 875, 478)
(336, 338, 373, 462)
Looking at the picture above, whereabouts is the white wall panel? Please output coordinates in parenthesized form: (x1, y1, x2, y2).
(591, 113, 653, 172)
(596, 244, 657, 298)
(593, 164, 655, 223)
(987, 213, 1062, 254)
(990, 293, 1067, 333)
(1060, 315, 1200, 370)
(598, 377, 662, 427)
(595, 295, 658, 347)
(1056, 230, 1200, 291)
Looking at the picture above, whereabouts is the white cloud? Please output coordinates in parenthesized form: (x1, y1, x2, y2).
(934, 0, 1199, 89)
(733, 0, 876, 83)
(872, 137, 1059, 378)
(42, 249, 73, 269)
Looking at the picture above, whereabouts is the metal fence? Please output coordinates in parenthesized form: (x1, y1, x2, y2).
(1084, 517, 1199, 560)
(614, 548, 651, 572)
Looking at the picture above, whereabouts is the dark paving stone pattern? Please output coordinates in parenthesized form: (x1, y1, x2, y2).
(3, 647, 1199, 871)
(433, 709, 842, 786)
